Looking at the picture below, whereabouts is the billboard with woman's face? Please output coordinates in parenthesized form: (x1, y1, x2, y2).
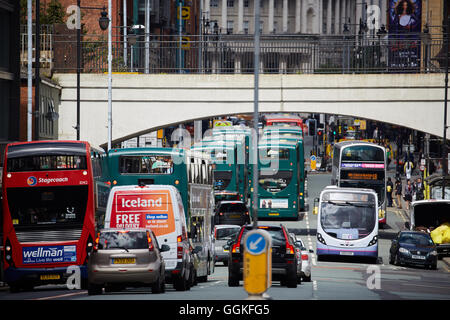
(388, 0, 422, 72)
(389, 0, 422, 34)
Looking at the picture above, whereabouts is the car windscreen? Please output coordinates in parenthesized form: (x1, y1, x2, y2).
(216, 227, 240, 240)
(98, 231, 149, 250)
(320, 200, 376, 240)
(399, 233, 434, 246)
(7, 186, 88, 230)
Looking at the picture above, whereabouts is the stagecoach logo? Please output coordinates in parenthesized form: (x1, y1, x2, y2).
(22, 245, 77, 264)
(27, 176, 37, 186)
(27, 176, 69, 186)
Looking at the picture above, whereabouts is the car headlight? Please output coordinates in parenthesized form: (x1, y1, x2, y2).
(399, 247, 409, 254)
(429, 250, 438, 256)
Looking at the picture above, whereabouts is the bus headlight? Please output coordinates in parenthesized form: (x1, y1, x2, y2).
(368, 236, 378, 246)
(5, 239, 13, 264)
(317, 233, 327, 245)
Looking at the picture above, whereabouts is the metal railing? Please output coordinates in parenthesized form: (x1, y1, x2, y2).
(23, 31, 448, 74)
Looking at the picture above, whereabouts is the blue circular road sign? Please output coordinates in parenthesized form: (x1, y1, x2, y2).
(245, 232, 267, 255)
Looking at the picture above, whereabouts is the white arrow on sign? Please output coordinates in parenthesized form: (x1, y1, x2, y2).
(249, 236, 263, 251)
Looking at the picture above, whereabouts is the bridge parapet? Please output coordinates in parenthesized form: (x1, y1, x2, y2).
(56, 73, 449, 148)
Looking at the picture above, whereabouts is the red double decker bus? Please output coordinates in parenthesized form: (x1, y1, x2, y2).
(1, 141, 108, 292)
(264, 113, 306, 136)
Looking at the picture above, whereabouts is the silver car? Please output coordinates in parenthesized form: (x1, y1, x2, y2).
(294, 237, 313, 282)
(87, 228, 170, 295)
(214, 225, 241, 266)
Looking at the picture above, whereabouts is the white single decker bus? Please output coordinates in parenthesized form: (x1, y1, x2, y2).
(315, 186, 379, 263)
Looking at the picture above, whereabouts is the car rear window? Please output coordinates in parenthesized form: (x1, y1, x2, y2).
(216, 227, 240, 240)
(219, 203, 247, 212)
(98, 230, 149, 250)
(240, 227, 286, 246)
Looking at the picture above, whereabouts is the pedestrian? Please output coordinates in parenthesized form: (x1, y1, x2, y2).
(403, 179, 413, 211)
(404, 160, 413, 180)
(373, 126, 379, 142)
(385, 143, 391, 170)
(386, 177, 394, 207)
(414, 177, 425, 201)
(395, 178, 403, 209)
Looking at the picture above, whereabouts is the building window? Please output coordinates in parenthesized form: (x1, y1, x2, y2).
(227, 20, 234, 34)
(211, 0, 219, 7)
(243, 20, 249, 34)
(227, 0, 234, 7)
(273, 21, 278, 34)
(244, 0, 249, 8)
(259, 21, 264, 33)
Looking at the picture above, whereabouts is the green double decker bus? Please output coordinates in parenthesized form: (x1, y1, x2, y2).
(104, 147, 215, 280)
(255, 139, 306, 220)
(191, 139, 248, 204)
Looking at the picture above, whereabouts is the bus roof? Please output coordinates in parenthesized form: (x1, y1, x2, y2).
(258, 140, 298, 148)
(108, 147, 184, 156)
(322, 186, 378, 194)
(6, 140, 89, 158)
(334, 140, 384, 149)
(263, 113, 302, 120)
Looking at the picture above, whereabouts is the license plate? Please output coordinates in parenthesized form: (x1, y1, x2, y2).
(40, 274, 60, 281)
(113, 258, 136, 264)
(340, 251, 354, 256)
(411, 255, 426, 260)
(223, 248, 229, 252)
(230, 215, 241, 218)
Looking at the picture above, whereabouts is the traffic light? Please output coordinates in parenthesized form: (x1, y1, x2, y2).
(308, 119, 316, 136)
(317, 129, 323, 137)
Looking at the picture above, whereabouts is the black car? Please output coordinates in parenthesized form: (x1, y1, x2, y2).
(225, 224, 298, 288)
(389, 231, 438, 270)
(215, 201, 251, 226)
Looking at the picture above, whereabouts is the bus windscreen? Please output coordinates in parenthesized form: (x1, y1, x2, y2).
(320, 199, 376, 240)
(341, 145, 384, 162)
(7, 155, 87, 172)
(7, 186, 88, 229)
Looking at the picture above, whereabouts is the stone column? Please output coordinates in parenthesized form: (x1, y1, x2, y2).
(283, 0, 288, 33)
(356, 0, 362, 30)
(334, 0, 340, 34)
(221, 0, 227, 34)
(269, 0, 274, 33)
(380, 0, 387, 28)
(238, 0, 244, 33)
(327, 0, 332, 34)
(318, 0, 323, 34)
(295, 0, 301, 33)
(301, 0, 307, 33)
(205, 0, 210, 20)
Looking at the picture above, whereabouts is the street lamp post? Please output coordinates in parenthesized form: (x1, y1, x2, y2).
(252, 0, 261, 229)
(443, 15, 449, 199)
(76, 5, 110, 142)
